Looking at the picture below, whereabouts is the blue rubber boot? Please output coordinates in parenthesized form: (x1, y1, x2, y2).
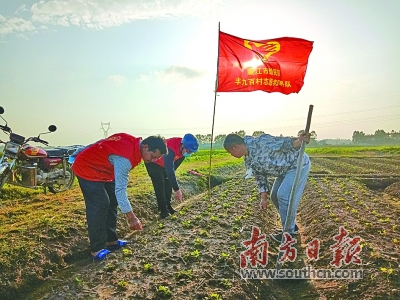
(92, 249, 111, 261)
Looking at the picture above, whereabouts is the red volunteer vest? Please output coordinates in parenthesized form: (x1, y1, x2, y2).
(153, 137, 183, 168)
(73, 133, 142, 181)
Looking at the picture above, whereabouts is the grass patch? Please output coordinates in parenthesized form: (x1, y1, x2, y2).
(306, 145, 400, 156)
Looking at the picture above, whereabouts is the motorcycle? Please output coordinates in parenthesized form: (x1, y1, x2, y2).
(0, 106, 76, 194)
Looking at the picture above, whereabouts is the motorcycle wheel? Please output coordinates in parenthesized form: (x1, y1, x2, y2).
(48, 161, 75, 193)
(0, 172, 9, 189)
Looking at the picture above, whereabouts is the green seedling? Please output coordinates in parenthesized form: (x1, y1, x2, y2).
(122, 248, 133, 256)
(220, 278, 232, 289)
(153, 229, 162, 236)
(184, 249, 200, 260)
(104, 263, 116, 272)
(182, 220, 192, 229)
(74, 276, 84, 286)
(234, 216, 243, 224)
(220, 252, 230, 261)
(194, 238, 204, 247)
(143, 263, 154, 272)
(117, 280, 128, 290)
(211, 215, 219, 222)
(157, 285, 172, 298)
(200, 229, 210, 237)
(208, 293, 222, 300)
(231, 232, 240, 239)
(168, 237, 180, 245)
(175, 269, 193, 280)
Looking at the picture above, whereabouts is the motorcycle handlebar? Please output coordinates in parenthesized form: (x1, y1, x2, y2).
(0, 124, 11, 133)
(27, 137, 49, 146)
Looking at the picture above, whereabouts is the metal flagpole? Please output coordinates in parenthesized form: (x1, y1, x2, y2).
(275, 104, 314, 270)
(208, 22, 221, 200)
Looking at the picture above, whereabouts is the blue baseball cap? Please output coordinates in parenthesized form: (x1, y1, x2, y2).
(182, 133, 199, 152)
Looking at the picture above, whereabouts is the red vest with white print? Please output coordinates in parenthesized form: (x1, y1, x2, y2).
(153, 137, 183, 168)
(73, 133, 142, 181)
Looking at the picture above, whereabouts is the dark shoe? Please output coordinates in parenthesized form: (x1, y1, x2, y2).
(270, 233, 283, 243)
(106, 239, 128, 251)
(91, 249, 110, 261)
(160, 210, 170, 219)
(167, 206, 177, 215)
(274, 224, 299, 235)
(294, 224, 299, 234)
(270, 232, 296, 244)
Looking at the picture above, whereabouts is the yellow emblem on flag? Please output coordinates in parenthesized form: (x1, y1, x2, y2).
(244, 40, 280, 62)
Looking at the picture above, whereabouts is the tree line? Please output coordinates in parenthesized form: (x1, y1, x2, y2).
(194, 129, 400, 147)
(352, 129, 400, 145)
(195, 130, 317, 146)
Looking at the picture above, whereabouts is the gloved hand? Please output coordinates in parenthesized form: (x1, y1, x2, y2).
(174, 190, 183, 202)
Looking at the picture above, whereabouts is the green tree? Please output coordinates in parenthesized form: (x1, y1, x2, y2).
(252, 131, 265, 137)
(232, 130, 246, 137)
(352, 131, 366, 144)
(214, 134, 226, 144)
(373, 129, 389, 144)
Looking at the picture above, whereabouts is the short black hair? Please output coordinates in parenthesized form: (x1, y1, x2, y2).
(142, 135, 167, 154)
(223, 134, 244, 150)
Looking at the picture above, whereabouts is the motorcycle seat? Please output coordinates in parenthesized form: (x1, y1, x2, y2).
(46, 148, 69, 157)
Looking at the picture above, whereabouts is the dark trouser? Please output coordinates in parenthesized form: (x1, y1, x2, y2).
(145, 162, 173, 214)
(77, 176, 119, 252)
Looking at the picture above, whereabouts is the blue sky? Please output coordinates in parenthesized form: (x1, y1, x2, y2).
(1, 0, 399, 146)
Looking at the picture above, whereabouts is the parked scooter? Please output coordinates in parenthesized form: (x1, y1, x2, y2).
(0, 106, 76, 193)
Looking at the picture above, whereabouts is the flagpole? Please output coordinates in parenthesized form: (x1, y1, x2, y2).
(275, 104, 314, 270)
(208, 22, 221, 200)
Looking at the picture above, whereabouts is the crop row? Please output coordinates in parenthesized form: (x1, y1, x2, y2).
(310, 157, 400, 175)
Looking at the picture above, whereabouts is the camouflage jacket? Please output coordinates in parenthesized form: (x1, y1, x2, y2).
(243, 134, 310, 193)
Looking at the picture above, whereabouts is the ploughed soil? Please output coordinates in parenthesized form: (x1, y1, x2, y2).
(1, 156, 400, 299)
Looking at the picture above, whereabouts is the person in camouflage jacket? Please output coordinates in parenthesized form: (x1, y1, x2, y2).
(223, 132, 311, 242)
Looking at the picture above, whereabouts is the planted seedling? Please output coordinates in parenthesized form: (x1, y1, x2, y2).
(175, 269, 193, 280)
(184, 249, 200, 260)
(168, 237, 180, 245)
(122, 248, 133, 257)
(117, 280, 128, 290)
(182, 220, 192, 229)
(157, 285, 172, 298)
(194, 238, 204, 248)
(220, 278, 232, 289)
(200, 229, 210, 237)
(143, 263, 154, 272)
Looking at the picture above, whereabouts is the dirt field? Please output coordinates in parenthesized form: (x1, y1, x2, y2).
(1, 156, 399, 299)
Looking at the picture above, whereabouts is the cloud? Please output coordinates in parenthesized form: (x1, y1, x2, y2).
(15, 5, 28, 15)
(0, 15, 36, 36)
(1, 0, 223, 37)
(30, 0, 223, 29)
(107, 74, 127, 84)
(155, 65, 206, 82)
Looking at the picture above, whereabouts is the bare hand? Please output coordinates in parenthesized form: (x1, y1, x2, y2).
(299, 132, 311, 144)
(128, 217, 142, 231)
(174, 190, 183, 202)
(126, 212, 143, 231)
(293, 132, 311, 148)
(259, 199, 268, 210)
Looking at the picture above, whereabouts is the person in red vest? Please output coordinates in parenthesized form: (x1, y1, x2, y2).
(71, 133, 167, 260)
(145, 133, 199, 219)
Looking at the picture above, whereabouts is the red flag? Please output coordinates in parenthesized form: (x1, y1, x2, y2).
(217, 31, 313, 94)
